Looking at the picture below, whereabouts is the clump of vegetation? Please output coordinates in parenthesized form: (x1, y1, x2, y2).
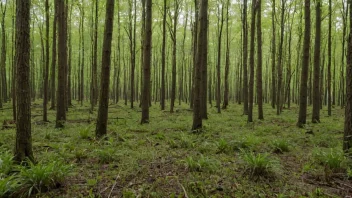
(183, 155, 219, 173)
(0, 176, 20, 197)
(94, 148, 117, 164)
(271, 139, 290, 153)
(79, 125, 92, 139)
(216, 139, 230, 154)
(313, 148, 347, 172)
(19, 160, 71, 197)
(232, 135, 259, 151)
(0, 151, 15, 176)
(241, 150, 278, 178)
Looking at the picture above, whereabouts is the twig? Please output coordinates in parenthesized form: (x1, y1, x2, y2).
(178, 181, 189, 198)
(108, 172, 120, 198)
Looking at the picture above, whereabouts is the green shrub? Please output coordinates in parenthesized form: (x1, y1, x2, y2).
(183, 155, 219, 173)
(232, 136, 259, 151)
(241, 150, 277, 177)
(0, 151, 15, 176)
(216, 139, 230, 154)
(79, 125, 92, 139)
(0, 176, 20, 197)
(271, 139, 290, 153)
(313, 148, 346, 172)
(19, 160, 71, 196)
(94, 148, 117, 164)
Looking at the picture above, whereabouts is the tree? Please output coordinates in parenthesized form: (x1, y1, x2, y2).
(242, 0, 248, 115)
(0, 2, 7, 105)
(216, 1, 224, 114)
(43, 0, 50, 122)
(312, 0, 321, 123)
(297, 0, 311, 127)
(95, 0, 115, 138)
(50, 0, 58, 110)
(248, 0, 256, 123)
(222, 0, 230, 110)
(56, 0, 68, 128)
(161, 0, 167, 110)
(276, 0, 285, 115)
(271, 0, 276, 109)
(14, 0, 34, 163)
(343, 0, 352, 152)
(256, 0, 263, 120)
(192, 0, 208, 130)
(327, 0, 332, 116)
(91, 0, 98, 111)
(141, 0, 152, 124)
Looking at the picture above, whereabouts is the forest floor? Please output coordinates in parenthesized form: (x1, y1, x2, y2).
(0, 101, 351, 197)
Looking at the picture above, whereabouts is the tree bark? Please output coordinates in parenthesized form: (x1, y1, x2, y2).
(96, 0, 115, 138)
(242, 0, 248, 115)
(256, 0, 263, 120)
(192, 0, 207, 130)
(312, 0, 321, 123)
(248, 0, 256, 123)
(297, 0, 311, 127)
(14, 0, 34, 163)
(141, 0, 152, 124)
(56, 0, 68, 128)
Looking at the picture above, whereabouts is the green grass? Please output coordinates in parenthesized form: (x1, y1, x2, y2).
(0, 100, 347, 197)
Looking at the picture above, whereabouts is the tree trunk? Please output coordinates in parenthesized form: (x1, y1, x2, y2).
(96, 0, 115, 138)
(242, 0, 248, 115)
(56, 0, 68, 128)
(276, 0, 285, 115)
(297, 0, 311, 127)
(43, 0, 49, 122)
(192, 0, 207, 130)
(343, 0, 352, 152)
(14, 0, 34, 163)
(271, 0, 276, 109)
(327, 0, 332, 116)
(222, 0, 230, 110)
(50, 0, 58, 110)
(256, 0, 263, 120)
(161, 0, 166, 110)
(216, 2, 224, 114)
(248, 0, 256, 123)
(141, 0, 152, 124)
(312, 0, 321, 123)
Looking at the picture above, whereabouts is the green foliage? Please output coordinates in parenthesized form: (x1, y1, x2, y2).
(0, 176, 20, 197)
(216, 139, 230, 154)
(271, 139, 290, 153)
(0, 151, 15, 176)
(232, 135, 259, 151)
(313, 148, 346, 172)
(94, 148, 117, 164)
(19, 160, 71, 196)
(241, 150, 278, 178)
(183, 155, 219, 173)
(79, 125, 92, 139)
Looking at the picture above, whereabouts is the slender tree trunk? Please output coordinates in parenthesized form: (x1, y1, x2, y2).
(343, 0, 352, 152)
(242, 0, 248, 115)
(216, 2, 224, 114)
(141, 0, 152, 124)
(170, 0, 179, 113)
(14, 0, 34, 163)
(222, 0, 230, 110)
(96, 0, 115, 138)
(312, 0, 321, 123)
(161, 0, 166, 110)
(297, 0, 311, 127)
(256, 0, 263, 120)
(56, 0, 68, 128)
(192, 0, 207, 130)
(248, 0, 256, 123)
(50, 0, 58, 110)
(276, 0, 285, 115)
(43, 0, 49, 122)
(91, 0, 98, 110)
(271, 0, 276, 109)
(327, 0, 332, 116)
